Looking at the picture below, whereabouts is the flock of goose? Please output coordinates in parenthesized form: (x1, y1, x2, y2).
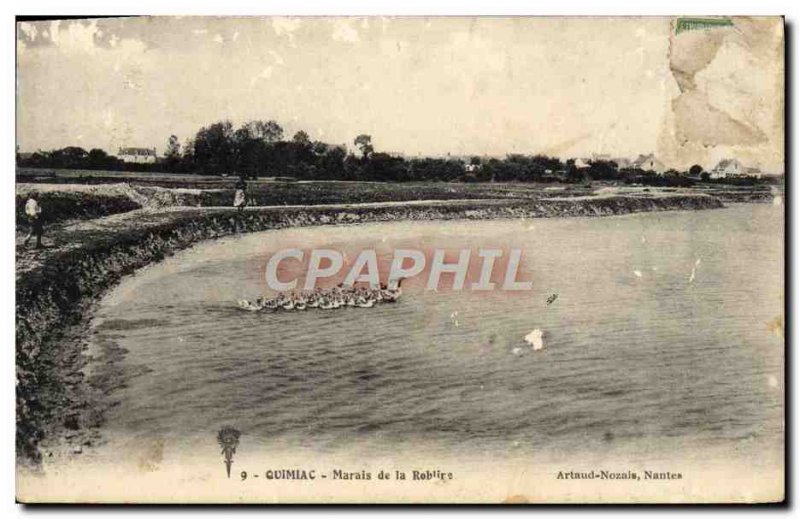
(236, 281, 548, 355)
(237, 281, 404, 312)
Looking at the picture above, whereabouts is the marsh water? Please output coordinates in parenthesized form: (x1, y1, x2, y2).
(86, 204, 783, 465)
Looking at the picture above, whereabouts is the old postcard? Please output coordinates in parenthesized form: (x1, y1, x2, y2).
(15, 16, 784, 503)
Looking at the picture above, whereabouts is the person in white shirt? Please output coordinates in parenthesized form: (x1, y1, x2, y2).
(233, 174, 247, 215)
(23, 196, 43, 249)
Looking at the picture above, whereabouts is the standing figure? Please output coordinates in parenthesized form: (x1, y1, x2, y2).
(23, 195, 43, 249)
(233, 174, 247, 215)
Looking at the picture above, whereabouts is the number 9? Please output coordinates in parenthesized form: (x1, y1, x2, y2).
(241, 471, 247, 481)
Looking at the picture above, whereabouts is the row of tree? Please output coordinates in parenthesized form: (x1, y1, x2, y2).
(159, 122, 636, 182)
(17, 146, 127, 171)
(16, 119, 769, 185)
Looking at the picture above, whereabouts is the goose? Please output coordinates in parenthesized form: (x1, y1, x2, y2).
(382, 278, 404, 302)
(237, 299, 261, 311)
(524, 329, 545, 351)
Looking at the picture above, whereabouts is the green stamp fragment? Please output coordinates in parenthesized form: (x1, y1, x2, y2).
(675, 17, 734, 35)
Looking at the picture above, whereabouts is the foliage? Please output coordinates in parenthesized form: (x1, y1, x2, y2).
(354, 134, 374, 159)
(16, 119, 776, 186)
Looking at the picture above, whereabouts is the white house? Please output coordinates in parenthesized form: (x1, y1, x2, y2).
(746, 167, 763, 178)
(709, 159, 761, 179)
(118, 147, 157, 164)
(574, 158, 592, 169)
(710, 158, 743, 178)
(632, 154, 667, 174)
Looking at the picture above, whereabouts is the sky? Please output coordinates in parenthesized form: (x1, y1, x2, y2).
(16, 16, 784, 171)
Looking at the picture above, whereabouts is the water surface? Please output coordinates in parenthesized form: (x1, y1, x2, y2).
(88, 204, 784, 464)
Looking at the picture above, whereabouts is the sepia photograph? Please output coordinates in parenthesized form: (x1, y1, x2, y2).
(13, 14, 785, 504)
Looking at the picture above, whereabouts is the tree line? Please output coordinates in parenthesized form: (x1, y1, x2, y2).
(16, 119, 770, 185)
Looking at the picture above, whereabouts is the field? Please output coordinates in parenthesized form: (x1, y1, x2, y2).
(16, 167, 778, 230)
(15, 168, 597, 227)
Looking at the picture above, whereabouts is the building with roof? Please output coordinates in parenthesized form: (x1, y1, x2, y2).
(574, 158, 592, 169)
(632, 154, 666, 174)
(118, 147, 157, 164)
(710, 159, 762, 179)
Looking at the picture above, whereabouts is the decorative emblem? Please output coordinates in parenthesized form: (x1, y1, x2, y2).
(216, 426, 241, 478)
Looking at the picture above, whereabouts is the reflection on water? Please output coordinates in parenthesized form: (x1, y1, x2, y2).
(88, 204, 783, 463)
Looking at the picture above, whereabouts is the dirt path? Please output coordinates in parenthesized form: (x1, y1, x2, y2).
(14, 199, 518, 276)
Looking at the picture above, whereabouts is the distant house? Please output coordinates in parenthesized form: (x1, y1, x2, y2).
(746, 167, 763, 178)
(464, 163, 481, 173)
(574, 158, 592, 169)
(632, 154, 666, 174)
(709, 158, 760, 179)
(118, 147, 157, 164)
